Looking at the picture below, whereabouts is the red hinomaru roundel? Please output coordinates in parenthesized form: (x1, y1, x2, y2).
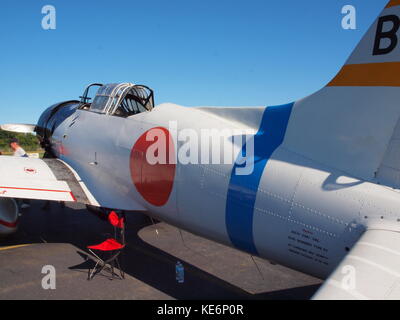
(130, 127, 176, 206)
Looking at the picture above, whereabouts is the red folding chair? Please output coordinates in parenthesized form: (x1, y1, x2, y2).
(87, 211, 126, 280)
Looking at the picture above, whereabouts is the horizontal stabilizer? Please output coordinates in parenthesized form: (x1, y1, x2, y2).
(1, 123, 36, 134)
(313, 227, 400, 300)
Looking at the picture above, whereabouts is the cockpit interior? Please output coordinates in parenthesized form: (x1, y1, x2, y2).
(79, 83, 154, 117)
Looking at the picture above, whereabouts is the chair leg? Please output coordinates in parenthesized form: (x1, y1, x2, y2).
(88, 263, 96, 281)
(110, 260, 115, 280)
(87, 250, 125, 280)
(88, 260, 102, 280)
(88, 250, 105, 281)
(104, 252, 120, 280)
(115, 256, 124, 279)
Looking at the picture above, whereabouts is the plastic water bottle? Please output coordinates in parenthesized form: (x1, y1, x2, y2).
(175, 261, 184, 283)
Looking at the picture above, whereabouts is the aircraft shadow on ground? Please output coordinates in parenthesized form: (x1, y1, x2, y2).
(1, 201, 320, 300)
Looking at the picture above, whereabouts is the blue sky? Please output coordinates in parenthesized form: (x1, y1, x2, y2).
(0, 0, 388, 123)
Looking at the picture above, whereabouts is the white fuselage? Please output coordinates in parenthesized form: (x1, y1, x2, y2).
(50, 103, 400, 280)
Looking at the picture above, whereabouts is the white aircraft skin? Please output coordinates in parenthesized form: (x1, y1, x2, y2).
(2, 0, 400, 299)
(52, 102, 369, 281)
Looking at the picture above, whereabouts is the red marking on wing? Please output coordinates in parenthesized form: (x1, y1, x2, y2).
(24, 167, 37, 174)
(0, 186, 69, 193)
(130, 127, 176, 207)
(69, 192, 77, 202)
(0, 186, 75, 201)
(0, 219, 17, 229)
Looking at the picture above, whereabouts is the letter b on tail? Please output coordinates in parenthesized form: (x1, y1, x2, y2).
(373, 15, 400, 55)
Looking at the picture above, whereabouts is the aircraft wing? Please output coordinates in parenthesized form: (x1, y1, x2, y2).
(313, 228, 400, 300)
(0, 123, 36, 133)
(0, 155, 99, 205)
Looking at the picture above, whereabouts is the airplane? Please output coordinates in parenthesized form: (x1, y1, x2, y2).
(1, 0, 400, 300)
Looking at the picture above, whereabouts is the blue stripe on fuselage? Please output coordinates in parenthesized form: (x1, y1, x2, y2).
(225, 103, 294, 255)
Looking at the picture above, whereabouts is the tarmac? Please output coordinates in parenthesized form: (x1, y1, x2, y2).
(0, 201, 322, 300)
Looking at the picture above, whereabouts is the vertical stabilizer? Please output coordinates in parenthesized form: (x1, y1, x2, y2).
(281, 1, 400, 186)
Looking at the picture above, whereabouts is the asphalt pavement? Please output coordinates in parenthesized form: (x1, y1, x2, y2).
(0, 200, 321, 300)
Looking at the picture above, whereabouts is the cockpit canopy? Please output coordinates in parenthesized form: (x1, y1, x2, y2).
(80, 83, 154, 117)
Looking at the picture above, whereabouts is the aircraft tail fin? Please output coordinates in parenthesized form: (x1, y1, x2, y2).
(328, 0, 400, 87)
(282, 1, 400, 188)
